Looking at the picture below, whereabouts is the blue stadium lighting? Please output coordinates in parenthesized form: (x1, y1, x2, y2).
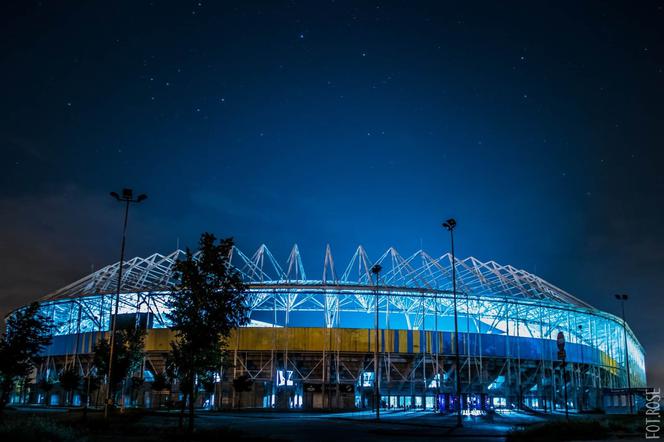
(10, 244, 647, 412)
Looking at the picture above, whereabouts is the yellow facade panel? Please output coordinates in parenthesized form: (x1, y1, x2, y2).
(143, 327, 449, 354)
(399, 329, 407, 353)
(412, 330, 420, 353)
(145, 329, 175, 351)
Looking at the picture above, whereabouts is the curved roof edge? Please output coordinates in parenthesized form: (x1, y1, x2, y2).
(40, 245, 594, 309)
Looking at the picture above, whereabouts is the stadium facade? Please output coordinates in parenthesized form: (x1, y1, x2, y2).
(9, 245, 646, 413)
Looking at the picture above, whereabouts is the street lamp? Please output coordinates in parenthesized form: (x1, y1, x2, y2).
(578, 324, 584, 413)
(614, 294, 633, 414)
(105, 188, 147, 418)
(442, 218, 462, 428)
(371, 263, 382, 421)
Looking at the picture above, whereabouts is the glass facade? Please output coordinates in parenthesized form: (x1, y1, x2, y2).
(33, 283, 646, 388)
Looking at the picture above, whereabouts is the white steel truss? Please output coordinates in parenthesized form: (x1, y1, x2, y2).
(41, 245, 592, 308)
(29, 244, 646, 388)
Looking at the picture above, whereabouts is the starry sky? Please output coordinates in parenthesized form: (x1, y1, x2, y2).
(1, 1, 663, 387)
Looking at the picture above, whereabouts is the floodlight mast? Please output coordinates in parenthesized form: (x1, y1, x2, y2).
(615, 294, 633, 414)
(578, 324, 584, 413)
(105, 188, 147, 419)
(371, 263, 382, 421)
(443, 218, 462, 428)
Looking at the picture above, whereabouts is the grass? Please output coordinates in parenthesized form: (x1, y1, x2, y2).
(84, 414, 284, 441)
(1, 409, 283, 442)
(0, 416, 84, 442)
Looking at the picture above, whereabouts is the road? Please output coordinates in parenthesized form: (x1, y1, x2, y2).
(134, 409, 543, 442)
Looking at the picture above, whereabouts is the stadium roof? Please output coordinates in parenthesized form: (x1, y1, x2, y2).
(41, 245, 594, 309)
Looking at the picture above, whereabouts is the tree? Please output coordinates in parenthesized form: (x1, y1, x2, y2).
(92, 326, 145, 404)
(0, 302, 53, 411)
(129, 376, 144, 405)
(232, 374, 253, 408)
(151, 372, 169, 392)
(59, 367, 82, 406)
(150, 372, 170, 408)
(200, 373, 216, 395)
(37, 376, 55, 406)
(166, 233, 249, 431)
(81, 374, 101, 415)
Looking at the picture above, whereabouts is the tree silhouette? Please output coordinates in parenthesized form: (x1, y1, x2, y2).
(150, 372, 170, 408)
(129, 376, 144, 404)
(232, 374, 254, 408)
(92, 326, 145, 403)
(82, 374, 100, 414)
(151, 372, 169, 392)
(166, 233, 248, 431)
(0, 302, 53, 411)
(37, 376, 55, 406)
(59, 367, 82, 406)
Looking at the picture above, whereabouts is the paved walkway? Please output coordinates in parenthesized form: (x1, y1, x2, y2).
(161, 410, 541, 441)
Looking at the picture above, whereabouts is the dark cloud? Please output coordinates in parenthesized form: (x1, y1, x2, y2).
(0, 188, 118, 316)
(1, 1, 663, 388)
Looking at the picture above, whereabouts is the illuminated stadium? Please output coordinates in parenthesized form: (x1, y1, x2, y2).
(16, 245, 647, 412)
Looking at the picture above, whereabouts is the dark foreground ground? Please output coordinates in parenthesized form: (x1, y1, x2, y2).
(0, 407, 647, 442)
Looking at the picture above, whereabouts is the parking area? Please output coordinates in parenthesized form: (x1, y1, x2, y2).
(134, 409, 543, 442)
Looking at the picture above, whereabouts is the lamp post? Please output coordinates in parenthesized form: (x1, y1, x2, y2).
(578, 324, 584, 413)
(557, 331, 569, 421)
(371, 264, 382, 421)
(434, 271, 441, 411)
(442, 218, 462, 428)
(614, 294, 633, 414)
(105, 188, 147, 418)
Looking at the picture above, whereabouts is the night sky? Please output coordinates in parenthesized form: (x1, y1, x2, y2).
(1, 2, 663, 387)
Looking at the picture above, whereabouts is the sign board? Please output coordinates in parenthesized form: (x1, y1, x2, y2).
(302, 383, 354, 394)
(304, 383, 322, 393)
(340, 384, 354, 394)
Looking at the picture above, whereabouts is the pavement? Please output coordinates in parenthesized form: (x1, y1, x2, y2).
(134, 409, 544, 442)
(11, 406, 645, 441)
